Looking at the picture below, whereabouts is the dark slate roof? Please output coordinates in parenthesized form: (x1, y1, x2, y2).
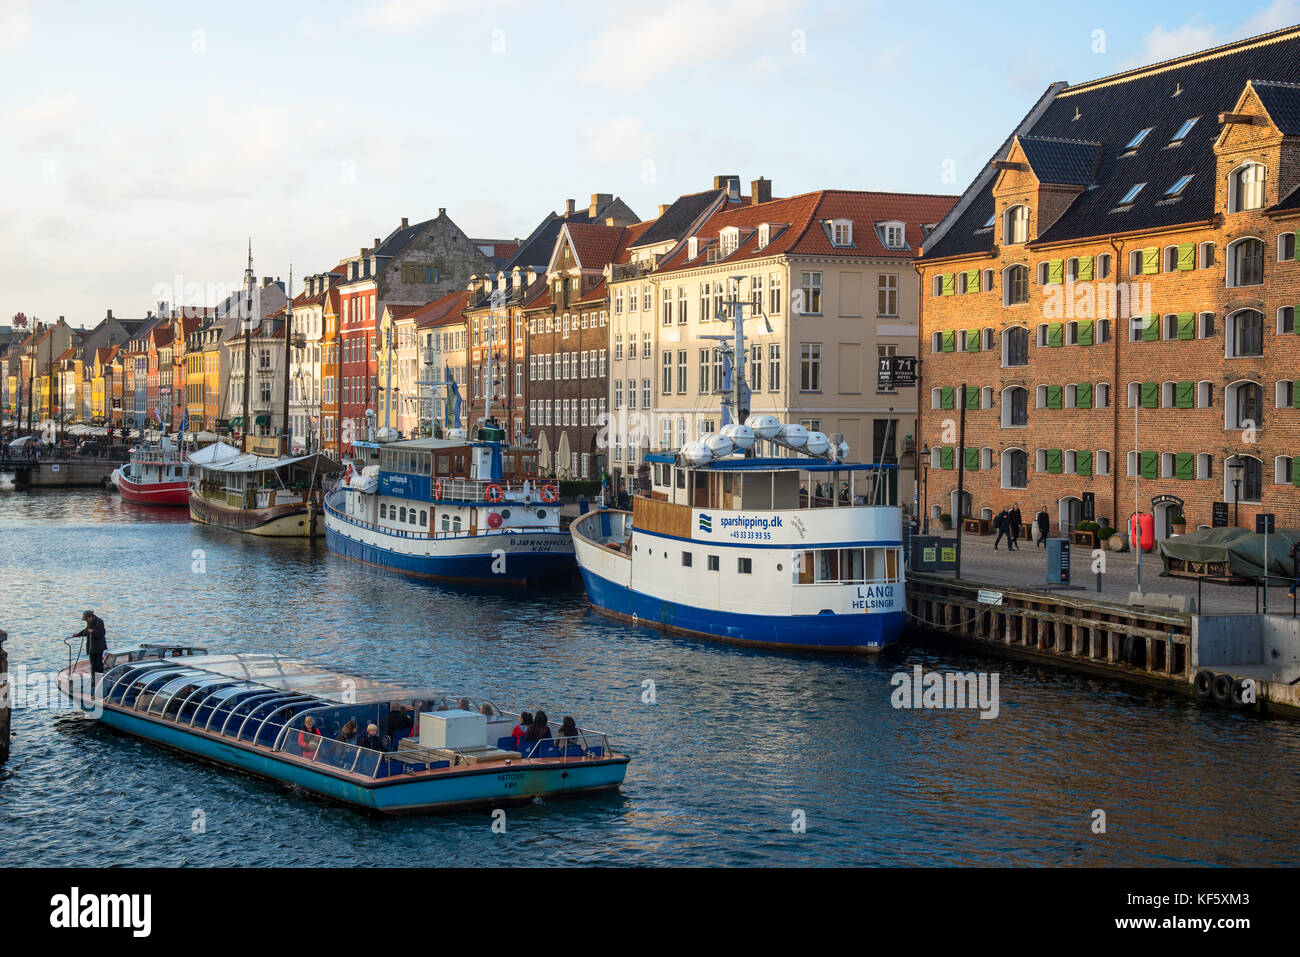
(1252, 80, 1300, 135)
(922, 25, 1300, 260)
(630, 189, 724, 248)
(1018, 136, 1101, 186)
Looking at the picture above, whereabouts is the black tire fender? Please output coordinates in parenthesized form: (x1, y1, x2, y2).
(1211, 672, 1234, 705)
(1193, 670, 1214, 700)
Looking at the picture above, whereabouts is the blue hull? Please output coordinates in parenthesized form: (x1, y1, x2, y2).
(95, 705, 627, 814)
(325, 524, 575, 586)
(579, 567, 904, 653)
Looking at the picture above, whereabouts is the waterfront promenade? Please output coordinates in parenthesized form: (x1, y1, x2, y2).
(933, 533, 1295, 617)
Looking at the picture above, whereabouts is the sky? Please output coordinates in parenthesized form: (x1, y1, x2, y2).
(1, 0, 1296, 327)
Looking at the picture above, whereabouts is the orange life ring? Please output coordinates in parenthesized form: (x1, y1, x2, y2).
(434, 480, 444, 500)
(485, 484, 504, 503)
(540, 483, 558, 503)
(344, 463, 353, 483)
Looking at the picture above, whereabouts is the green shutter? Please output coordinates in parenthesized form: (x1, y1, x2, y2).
(965, 447, 980, 471)
(1076, 450, 1093, 476)
(1141, 382, 1158, 408)
(940, 386, 954, 409)
(1048, 260, 1064, 285)
(1293, 458, 1300, 487)
(1175, 380, 1194, 409)
(1141, 450, 1158, 479)
(1047, 385, 1063, 409)
(1141, 247, 1159, 275)
(1293, 380, 1300, 409)
(939, 447, 954, 470)
(965, 269, 980, 293)
(1294, 307, 1300, 333)
(1143, 314, 1159, 341)
(1077, 256, 1094, 281)
(941, 274, 956, 296)
(1175, 452, 1194, 480)
(1077, 383, 1093, 408)
(941, 330, 956, 352)
(1176, 312, 1195, 340)
(1177, 243, 1195, 271)
(965, 386, 979, 410)
(1077, 319, 1094, 346)
(1048, 322, 1063, 347)
(965, 329, 980, 352)
(1046, 449, 1063, 474)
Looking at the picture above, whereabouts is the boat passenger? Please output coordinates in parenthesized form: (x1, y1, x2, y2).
(525, 710, 552, 742)
(558, 716, 579, 746)
(338, 720, 357, 745)
(386, 703, 413, 745)
(479, 703, 495, 717)
(458, 697, 472, 712)
(512, 712, 533, 747)
(298, 716, 322, 760)
(356, 724, 385, 752)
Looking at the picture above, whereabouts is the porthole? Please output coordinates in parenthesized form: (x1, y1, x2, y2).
(537, 509, 547, 519)
(501, 509, 511, 520)
(777, 563, 783, 571)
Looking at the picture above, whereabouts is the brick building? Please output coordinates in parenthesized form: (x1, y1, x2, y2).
(917, 25, 1300, 539)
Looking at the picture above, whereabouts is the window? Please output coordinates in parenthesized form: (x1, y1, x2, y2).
(1228, 239, 1265, 287)
(1165, 175, 1194, 197)
(1003, 205, 1029, 245)
(1125, 127, 1153, 149)
(768, 344, 781, 392)
(800, 344, 822, 391)
(1096, 451, 1110, 476)
(877, 274, 898, 316)
(1117, 183, 1145, 205)
(1002, 448, 1027, 489)
(831, 220, 853, 246)
(1003, 327, 1028, 366)
(662, 353, 673, 394)
(707, 555, 720, 571)
(738, 557, 753, 574)
(1096, 383, 1110, 408)
(769, 273, 782, 315)
(1228, 381, 1263, 430)
(1200, 243, 1215, 269)
(1002, 386, 1028, 427)
(1228, 310, 1264, 357)
(1171, 117, 1199, 143)
(1196, 453, 1212, 480)
(642, 379, 651, 408)
(1281, 233, 1297, 261)
(1230, 163, 1266, 212)
(799, 272, 822, 314)
(1198, 380, 1213, 408)
(1280, 307, 1295, 335)
(677, 350, 687, 394)
(682, 551, 693, 567)
(1004, 265, 1029, 305)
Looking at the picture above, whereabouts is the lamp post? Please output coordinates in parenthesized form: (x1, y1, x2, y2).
(920, 444, 931, 534)
(1226, 453, 1243, 526)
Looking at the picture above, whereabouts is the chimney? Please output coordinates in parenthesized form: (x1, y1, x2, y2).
(589, 193, 612, 217)
(373, 237, 381, 249)
(106, 309, 113, 321)
(360, 247, 367, 257)
(438, 207, 446, 217)
(751, 177, 772, 205)
(658, 204, 669, 216)
(564, 198, 576, 216)
(400, 217, 409, 229)
(714, 174, 739, 190)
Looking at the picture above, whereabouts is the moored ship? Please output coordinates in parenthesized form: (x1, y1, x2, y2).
(114, 437, 191, 506)
(188, 440, 339, 537)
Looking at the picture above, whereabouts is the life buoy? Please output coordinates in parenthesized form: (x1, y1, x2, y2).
(434, 480, 444, 501)
(1193, 670, 1214, 700)
(485, 484, 504, 503)
(540, 483, 558, 503)
(487, 511, 503, 529)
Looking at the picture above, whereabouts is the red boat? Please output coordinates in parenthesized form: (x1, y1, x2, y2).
(114, 442, 191, 506)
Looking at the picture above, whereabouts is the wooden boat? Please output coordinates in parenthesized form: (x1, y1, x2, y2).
(116, 438, 190, 506)
(188, 441, 339, 537)
(58, 644, 629, 815)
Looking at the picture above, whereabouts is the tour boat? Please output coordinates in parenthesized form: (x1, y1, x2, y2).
(188, 441, 340, 537)
(323, 430, 575, 585)
(570, 291, 905, 654)
(58, 644, 628, 815)
(115, 438, 190, 506)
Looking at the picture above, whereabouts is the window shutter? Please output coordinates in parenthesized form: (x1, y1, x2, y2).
(1140, 450, 1158, 479)
(1175, 381, 1194, 408)
(1143, 315, 1159, 341)
(965, 386, 979, 409)
(940, 386, 955, 409)
(965, 269, 980, 292)
(965, 329, 980, 352)
(1293, 459, 1300, 487)
(1077, 319, 1094, 346)
(1176, 452, 1194, 480)
(1047, 385, 1062, 409)
(939, 447, 954, 470)
(1048, 260, 1064, 284)
(1294, 307, 1300, 333)
(1076, 450, 1093, 476)
(1046, 448, 1063, 473)
(1177, 243, 1195, 271)
(941, 331, 956, 352)
(965, 447, 979, 471)
(1077, 383, 1093, 408)
(1078, 256, 1094, 281)
(941, 274, 956, 296)
(1141, 381, 1158, 408)
(1048, 322, 1063, 347)
(1177, 312, 1195, 340)
(1294, 380, 1300, 409)
(1141, 247, 1159, 274)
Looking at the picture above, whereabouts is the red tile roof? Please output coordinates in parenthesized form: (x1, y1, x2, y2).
(412, 291, 471, 329)
(562, 222, 626, 270)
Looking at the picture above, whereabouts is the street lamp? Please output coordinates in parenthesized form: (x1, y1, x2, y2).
(920, 444, 931, 534)
(1226, 453, 1243, 526)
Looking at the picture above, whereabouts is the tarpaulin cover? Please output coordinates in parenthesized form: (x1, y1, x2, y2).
(1157, 527, 1300, 579)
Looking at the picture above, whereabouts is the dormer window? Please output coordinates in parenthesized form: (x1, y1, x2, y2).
(719, 227, 740, 257)
(1170, 117, 1199, 143)
(1003, 205, 1029, 245)
(687, 236, 699, 259)
(757, 223, 771, 249)
(1229, 162, 1266, 212)
(830, 219, 854, 247)
(1125, 127, 1154, 149)
(876, 220, 904, 249)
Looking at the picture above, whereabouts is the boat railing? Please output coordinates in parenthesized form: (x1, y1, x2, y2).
(434, 478, 559, 504)
(513, 733, 611, 761)
(324, 491, 559, 540)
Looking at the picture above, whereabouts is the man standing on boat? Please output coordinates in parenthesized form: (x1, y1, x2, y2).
(70, 610, 107, 681)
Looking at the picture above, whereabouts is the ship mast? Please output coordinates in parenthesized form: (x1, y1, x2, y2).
(281, 265, 292, 453)
(242, 240, 254, 452)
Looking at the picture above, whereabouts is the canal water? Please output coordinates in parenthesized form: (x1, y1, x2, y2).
(2, 488, 1298, 867)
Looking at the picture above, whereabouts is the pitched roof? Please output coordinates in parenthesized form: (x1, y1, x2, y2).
(922, 25, 1300, 259)
(1018, 136, 1102, 186)
(412, 291, 470, 329)
(1252, 79, 1300, 135)
(631, 189, 725, 248)
(562, 222, 626, 269)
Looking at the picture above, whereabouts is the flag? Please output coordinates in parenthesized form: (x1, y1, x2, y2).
(180, 409, 189, 437)
(445, 365, 462, 429)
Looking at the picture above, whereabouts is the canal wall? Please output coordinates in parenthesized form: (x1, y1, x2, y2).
(1, 631, 9, 765)
(906, 573, 1300, 717)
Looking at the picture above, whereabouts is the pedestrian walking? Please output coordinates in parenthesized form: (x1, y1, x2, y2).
(1288, 537, 1300, 600)
(1035, 506, 1051, 547)
(1008, 504, 1023, 550)
(993, 508, 1011, 550)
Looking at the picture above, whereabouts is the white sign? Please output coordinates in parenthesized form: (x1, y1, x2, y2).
(977, 589, 1003, 605)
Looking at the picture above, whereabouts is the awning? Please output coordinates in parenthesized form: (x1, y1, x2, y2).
(254, 414, 270, 426)
(229, 416, 243, 429)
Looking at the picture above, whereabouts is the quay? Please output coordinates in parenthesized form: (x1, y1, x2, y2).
(1, 631, 9, 765)
(0, 455, 123, 489)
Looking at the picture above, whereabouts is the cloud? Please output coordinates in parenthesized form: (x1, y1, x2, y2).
(580, 0, 801, 92)
(0, 0, 32, 52)
(357, 0, 517, 32)
(6, 91, 85, 149)
(1132, 0, 1300, 66)
(580, 116, 656, 165)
